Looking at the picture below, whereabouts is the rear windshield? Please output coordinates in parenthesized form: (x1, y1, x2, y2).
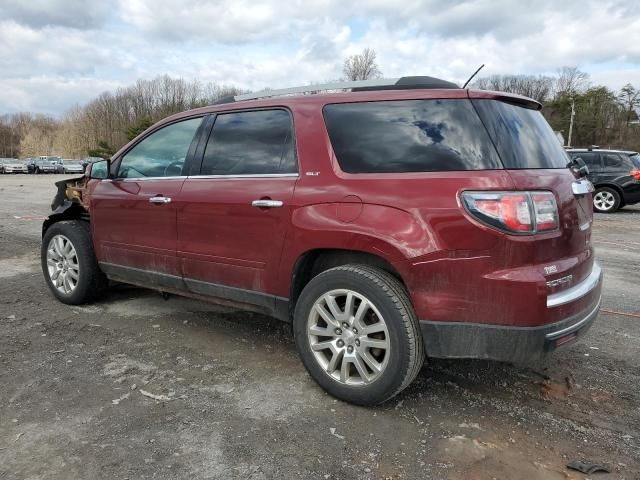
(472, 100, 569, 169)
(323, 99, 502, 173)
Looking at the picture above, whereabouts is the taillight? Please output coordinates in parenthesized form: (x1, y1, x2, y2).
(461, 191, 559, 234)
(631, 169, 640, 181)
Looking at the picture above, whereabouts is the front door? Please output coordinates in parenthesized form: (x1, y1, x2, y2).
(91, 116, 204, 287)
(177, 109, 298, 307)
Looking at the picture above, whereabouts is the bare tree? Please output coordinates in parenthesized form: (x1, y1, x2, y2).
(555, 67, 589, 98)
(343, 48, 382, 81)
(473, 74, 555, 103)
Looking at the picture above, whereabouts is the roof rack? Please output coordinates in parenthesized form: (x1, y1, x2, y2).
(233, 76, 459, 102)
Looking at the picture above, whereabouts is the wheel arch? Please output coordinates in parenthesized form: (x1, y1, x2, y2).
(288, 248, 407, 315)
(593, 183, 624, 199)
(42, 201, 90, 237)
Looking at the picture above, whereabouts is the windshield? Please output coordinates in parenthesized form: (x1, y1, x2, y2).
(472, 100, 569, 169)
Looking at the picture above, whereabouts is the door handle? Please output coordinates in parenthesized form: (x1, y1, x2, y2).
(149, 196, 172, 204)
(252, 199, 283, 208)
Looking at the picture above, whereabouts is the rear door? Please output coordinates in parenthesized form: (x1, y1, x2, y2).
(177, 108, 298, 306)
(91, 116, 204, 286)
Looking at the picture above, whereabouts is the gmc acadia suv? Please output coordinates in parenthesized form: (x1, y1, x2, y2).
(41, 76, 603, 405)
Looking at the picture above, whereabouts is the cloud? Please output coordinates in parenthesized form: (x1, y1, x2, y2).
(0, 0, 111, 29)
(0, 21, 114, 79)
(0, 0, 639, 116)
(0, 76, 125, 115)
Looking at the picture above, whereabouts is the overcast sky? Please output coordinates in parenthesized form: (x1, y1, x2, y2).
(1, 0, 639, 116)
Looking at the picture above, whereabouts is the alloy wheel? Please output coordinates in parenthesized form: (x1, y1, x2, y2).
(46, 234, 80, 294)
(593, 190, 616, 211)
(307, 289, 390, 386)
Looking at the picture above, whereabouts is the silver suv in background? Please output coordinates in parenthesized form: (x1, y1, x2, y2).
(34, 158, 59, 174)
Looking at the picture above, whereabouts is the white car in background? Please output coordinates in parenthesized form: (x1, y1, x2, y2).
(0, 158, 28, 174)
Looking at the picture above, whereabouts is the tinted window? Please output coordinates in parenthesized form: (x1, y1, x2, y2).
(200, 109, 296, 175)
(601, 153, 626, 171)
(323, 100, 501, 173)
(570, 152, 600, 171)
(629, 153, 640, 168)
(118, 118, 202, 178)
(473, 100, 569, 169)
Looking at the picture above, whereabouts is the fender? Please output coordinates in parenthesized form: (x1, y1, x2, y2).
(42, 176, 89, 236)
(275, 202, 438, 297)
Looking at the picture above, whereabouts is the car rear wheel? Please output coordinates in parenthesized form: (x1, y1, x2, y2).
(593, 187, 621, 213)
(293, 265, 425, 406)
(41, 220, 107, 304)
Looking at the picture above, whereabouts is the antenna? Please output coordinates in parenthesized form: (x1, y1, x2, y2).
(462, 64, 485, 89)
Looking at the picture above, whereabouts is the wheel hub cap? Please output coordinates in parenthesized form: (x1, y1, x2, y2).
(46, 234, 79, 295)
(307, 289, 390, 386)
(594, 191, 615, 210)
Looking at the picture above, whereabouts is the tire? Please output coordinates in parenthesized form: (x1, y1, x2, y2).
(593, 187, 621, 213)
(293, 264, 425, 406)
(41, 220, 107, 304)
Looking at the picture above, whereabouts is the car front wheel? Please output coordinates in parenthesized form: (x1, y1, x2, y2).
(593, 187, 621, 213)
(41, 220, 107, 304)
(294, 265, 425, 406)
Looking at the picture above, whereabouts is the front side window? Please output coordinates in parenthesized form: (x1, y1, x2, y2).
(200, 109, 297, 175)
(118, 117, 202, 178)
(323, 99, 502, 173)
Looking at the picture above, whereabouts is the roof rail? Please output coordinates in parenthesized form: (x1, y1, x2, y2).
(233, 76, 459, 102)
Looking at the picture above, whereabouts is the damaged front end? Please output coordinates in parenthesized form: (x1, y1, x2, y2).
(51, 176, 90, 211)
(44, 176, 91, 236)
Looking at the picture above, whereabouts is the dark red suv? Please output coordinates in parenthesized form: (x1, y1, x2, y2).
(41, 76, 603, 405)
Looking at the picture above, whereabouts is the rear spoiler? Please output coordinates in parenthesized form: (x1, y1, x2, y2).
(467, 89, 542, 111)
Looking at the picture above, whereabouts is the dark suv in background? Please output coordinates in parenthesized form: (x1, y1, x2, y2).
(567, 148, 640, 213)
(41, 76, 602, 405)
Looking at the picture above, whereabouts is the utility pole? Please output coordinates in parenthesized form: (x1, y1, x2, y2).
(567, 97, 575, 147)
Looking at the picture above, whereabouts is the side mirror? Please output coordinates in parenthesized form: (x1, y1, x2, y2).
(568, 157, 589, 178)
(88, 159, 110, 179)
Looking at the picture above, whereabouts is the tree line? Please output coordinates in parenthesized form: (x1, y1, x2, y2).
(0, 51, 638, 159)
(0, 76, 243, 159)
(473, 67, 640, 150)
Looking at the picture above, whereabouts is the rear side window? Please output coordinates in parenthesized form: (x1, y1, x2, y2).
(601, 153, 626, 171)
(200, 109, 296, 175)
(472, 100, 569, 169)
(630, 153, 640, 168)
(323, 99, 502, 173)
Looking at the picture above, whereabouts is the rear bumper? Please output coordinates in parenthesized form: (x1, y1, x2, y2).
(419, 264, 603, 363)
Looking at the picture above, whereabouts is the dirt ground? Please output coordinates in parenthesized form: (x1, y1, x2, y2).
(1, 174, 639, 480)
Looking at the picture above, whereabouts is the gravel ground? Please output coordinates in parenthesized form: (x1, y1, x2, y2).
(1, 174, 639, 480)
